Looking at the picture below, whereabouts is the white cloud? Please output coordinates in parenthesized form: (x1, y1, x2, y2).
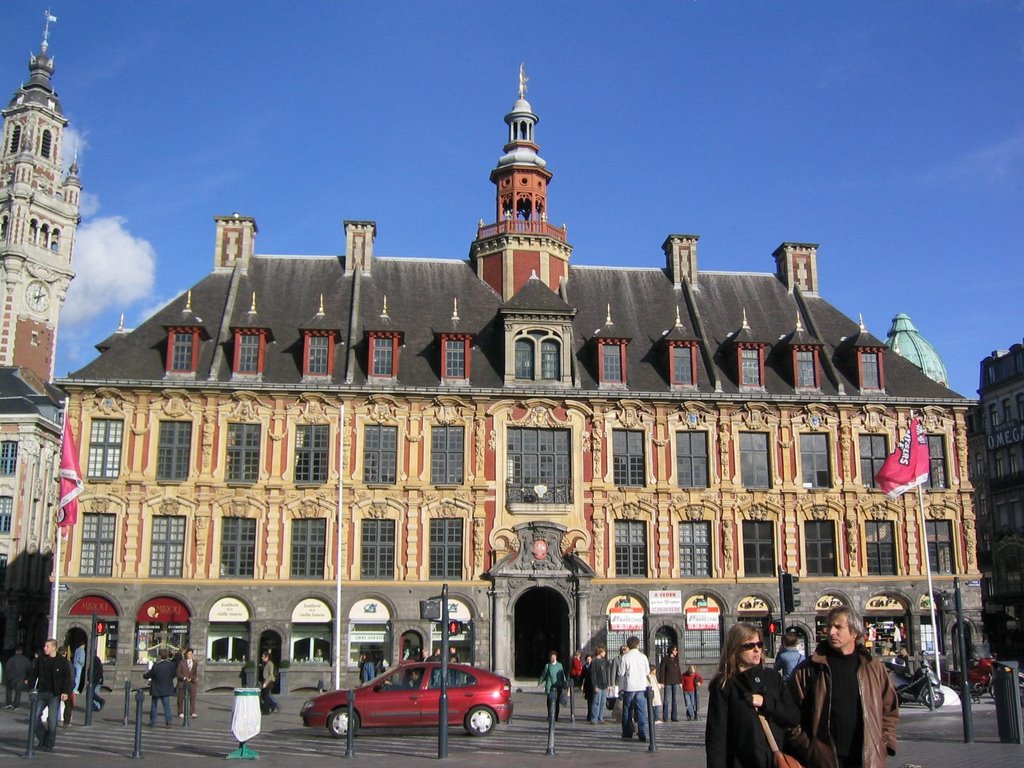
(62, 216, 157, 325)
(61, 125, 88, 176)
(78, 190, 101, 218)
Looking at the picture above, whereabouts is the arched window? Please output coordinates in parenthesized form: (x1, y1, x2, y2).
(40, 224, 50, 247)
(29, 219, 38, 244)
(40, 129, 52, 159)
(540, 340, 560, 379)
(50, 228, 60, 252)
(514, 338, 534, 380)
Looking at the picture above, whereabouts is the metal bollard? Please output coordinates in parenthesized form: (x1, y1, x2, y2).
(181, 685, 190, 728)
(545, 691, 556, 756)
(123, 680, 132, 726)
(344, 689, 355, 758)
(132, 688, 145, 759)
(24, 690, 41, 758)
(645, 687, 657, 752)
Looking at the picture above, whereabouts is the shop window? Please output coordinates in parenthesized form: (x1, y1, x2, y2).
(208, 625, 251, 663)
(88, 419, 123, 480)
(292, 629, 331, 663)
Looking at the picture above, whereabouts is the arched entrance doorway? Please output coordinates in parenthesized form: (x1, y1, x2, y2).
(514, 587, 569, 679)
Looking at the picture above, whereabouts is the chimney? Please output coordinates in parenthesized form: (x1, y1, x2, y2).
(344, 220, 377, 275)
(213, 214, 257, 271)
(774, 242, 819, 295)
(662, 234, 699, 288)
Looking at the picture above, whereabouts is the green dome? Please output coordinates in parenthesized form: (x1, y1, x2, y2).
(885, 313, 948, 386)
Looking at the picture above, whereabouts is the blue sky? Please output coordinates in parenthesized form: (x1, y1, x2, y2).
(5, 1, 1021, 397)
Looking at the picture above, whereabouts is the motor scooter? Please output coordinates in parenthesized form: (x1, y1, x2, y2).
(883, 659, 944, 709)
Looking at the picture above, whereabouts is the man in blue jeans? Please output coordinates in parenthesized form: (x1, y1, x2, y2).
(30, 639, 73, 752)
(143, 648, 177, 727)
(616, 636, 651, 741)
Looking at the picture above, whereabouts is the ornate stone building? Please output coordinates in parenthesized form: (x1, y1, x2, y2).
(56, 76, 979, 689)
(0, 27, 81, 651)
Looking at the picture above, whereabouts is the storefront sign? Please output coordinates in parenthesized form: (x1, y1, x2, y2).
(737, 595, 769, 612)
(69, 595, 118, 617)
(865, 594, 904, 613)
(209, 597, 250, 622)
(350, 629, 387, 643)
(648, 590, 683, 615)
(292, 598, 332, 623)
(685, 606, 720, 630)
(987, 419, 1024, 450)
(136, 596, 190, 624)
(815, 594, 846, 612)
(349, 599, 391, 621)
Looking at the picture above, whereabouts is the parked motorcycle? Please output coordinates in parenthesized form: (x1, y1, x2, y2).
(884, 660, 944, 709)
(950, 657, 1024, 705)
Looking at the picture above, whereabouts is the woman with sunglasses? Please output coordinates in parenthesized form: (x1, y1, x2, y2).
(706, 623, 799, 768)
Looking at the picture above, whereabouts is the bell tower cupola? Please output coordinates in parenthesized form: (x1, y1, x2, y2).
(470, 66, 572, 301)
(0, 14, 81, 381)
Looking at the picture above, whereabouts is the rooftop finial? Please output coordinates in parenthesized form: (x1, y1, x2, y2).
(381, 294, 390, 320)
(518, 63, 528, 100)
(117, 312, 125, 333)
(185, 290, 193, 313)
(859, 313, 866, 332)
(317, 293, 325, 316)
(41, 9, 57, 52)
(605, 303, 613, 325)
(795, 311, 803, 333)
(451, 297, 459, 322)
(249, 292, 257, 313)
(675, 305, 682, 328)
(741, 308, 750, 330)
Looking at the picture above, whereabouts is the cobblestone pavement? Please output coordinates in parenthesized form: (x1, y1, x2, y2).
(0, 685, 1020, 766)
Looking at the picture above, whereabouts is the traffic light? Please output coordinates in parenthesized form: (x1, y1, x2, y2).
(94, 618, 106, 635)
(447, 620, 463, 636)
(768, 621, 777, 635)
(782, 573, 801, 613)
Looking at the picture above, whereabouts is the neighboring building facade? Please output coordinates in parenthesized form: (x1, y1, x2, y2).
(0, 30, 81, 652)
(969, 341, 1024, 660)
(56, 79, 980, 689)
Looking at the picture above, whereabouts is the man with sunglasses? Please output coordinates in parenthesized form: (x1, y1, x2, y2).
(787, 606, 898, 768)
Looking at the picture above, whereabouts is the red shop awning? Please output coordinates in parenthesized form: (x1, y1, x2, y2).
(69, 596, 118, 617)
(136, 597, 190, 624)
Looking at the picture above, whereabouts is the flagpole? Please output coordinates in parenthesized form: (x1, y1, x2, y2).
(916, 482, 942, 686)
(49, 523, 62, 639)
(334, 403, 345, 691)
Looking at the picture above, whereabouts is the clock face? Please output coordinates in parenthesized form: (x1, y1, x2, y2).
(26, 281, 50, 313)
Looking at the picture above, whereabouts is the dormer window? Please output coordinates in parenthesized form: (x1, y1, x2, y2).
(513, 330, 561, 381)
(859, 350, 883, 390)
(368, 331, 402, 378)
(165, 328, 202, 373)
(739, 346, 764, 388)
(302, 331, 338, 377)
(794, 349, 819, 389)
(232, 329, 271, 375)
(441, 334, 472, 382)
(669, 343, 697, 387)
(597, 340, 628, 385)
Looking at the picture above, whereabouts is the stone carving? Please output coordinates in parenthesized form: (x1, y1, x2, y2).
(722, 519, 734, 572)
(158, 498, 179, 516)
(845, 518, 858, 561)
(512, 404, 556, 428)
(368, 400, 395, 424)
(475, 419, 486, 476)
(686, 504, 705, 522)
(747, 504, 769, 521)
(194, 516, 209, 563)
(367, 501, 390, 519)
(201, 413, 215, 471)
(160, 393, 190, 418)
(810, 505, 829, 521)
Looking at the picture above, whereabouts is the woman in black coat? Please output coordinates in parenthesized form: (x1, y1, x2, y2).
(705, 623, 800, 768)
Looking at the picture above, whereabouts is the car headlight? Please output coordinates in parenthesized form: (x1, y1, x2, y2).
(302, 700, 315, 711)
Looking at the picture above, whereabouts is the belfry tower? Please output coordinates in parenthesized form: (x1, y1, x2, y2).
(0, 19, 81, 382)
(470, 66, 572, 300)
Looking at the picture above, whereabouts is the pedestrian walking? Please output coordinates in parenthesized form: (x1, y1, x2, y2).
(29, 639, 73, 753)
(258, 650, 279, 714)
(705, 622, 799, 768)
(773, 633, 804, 683)
(3, 645, 31, 709)
(143, 648, 178, 727)
(538, 650, 568, 722)
(647, 664, 664, 723)
(683, 664, 705, 720)
(788, 605, 898, 768)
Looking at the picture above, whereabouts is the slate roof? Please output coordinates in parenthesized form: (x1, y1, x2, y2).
(63, 251, 966, 402)
(0, 367, 64, 417)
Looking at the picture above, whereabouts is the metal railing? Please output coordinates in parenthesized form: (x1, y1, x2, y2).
(505, 478, 572, 504)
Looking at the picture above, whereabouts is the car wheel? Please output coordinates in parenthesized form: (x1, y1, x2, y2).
(464, 705, 496, 736)
(327, 708, 360, 738)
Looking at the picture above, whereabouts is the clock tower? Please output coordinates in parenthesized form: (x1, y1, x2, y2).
(0, 25, 81, 382)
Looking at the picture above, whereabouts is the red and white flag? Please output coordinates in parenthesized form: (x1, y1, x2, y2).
(874, 417, 930, 499)
(56, 417, 84, 529)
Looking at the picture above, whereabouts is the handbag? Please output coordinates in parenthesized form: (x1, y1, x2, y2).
(758, 713, 804, 768)
(558, 689, 569, 706)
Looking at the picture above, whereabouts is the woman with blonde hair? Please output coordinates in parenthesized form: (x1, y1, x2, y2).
(705, 623, 799, 768)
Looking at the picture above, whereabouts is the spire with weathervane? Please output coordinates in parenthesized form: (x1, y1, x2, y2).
(470, 65, 573, 300)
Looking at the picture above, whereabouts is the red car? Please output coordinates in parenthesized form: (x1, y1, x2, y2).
(300, 662, 513, 738)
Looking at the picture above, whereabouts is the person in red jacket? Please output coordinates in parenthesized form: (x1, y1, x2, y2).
(569, 648, 585, 688)
(682, 664, 704, 720)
